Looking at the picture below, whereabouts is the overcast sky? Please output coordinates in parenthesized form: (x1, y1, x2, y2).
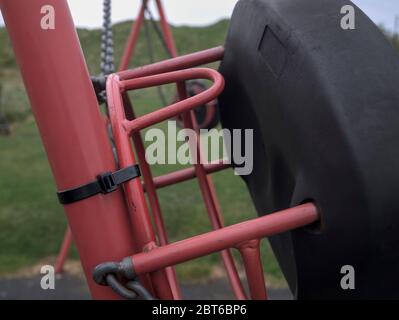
(0, 0, 398, 32)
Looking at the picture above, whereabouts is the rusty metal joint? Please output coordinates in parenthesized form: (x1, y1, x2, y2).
(92, 257, 155, 300)
(93, 257, 135, 285)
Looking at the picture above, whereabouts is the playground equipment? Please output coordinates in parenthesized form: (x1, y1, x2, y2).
(1, 0, 399, 299)
(54, 0, 220, 276)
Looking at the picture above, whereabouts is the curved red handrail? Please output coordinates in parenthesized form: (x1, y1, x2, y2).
(117, 68, 224, 133)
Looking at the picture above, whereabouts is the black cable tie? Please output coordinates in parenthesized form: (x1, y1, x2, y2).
(57, 165, 141, 205)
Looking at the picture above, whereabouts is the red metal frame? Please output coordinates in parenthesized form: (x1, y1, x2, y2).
(1, 0, 319, 300)
(104, 48, 319, 300)
(119, 0, 178, 72)
(55, 0, 214, 275)
(126, 204, 317, 281)
(55, 0, 173, 275)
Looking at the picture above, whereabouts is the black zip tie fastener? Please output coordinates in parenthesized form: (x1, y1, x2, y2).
(57, 165, 141, 205)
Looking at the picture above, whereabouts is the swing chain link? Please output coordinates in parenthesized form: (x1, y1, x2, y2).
(93, 259, 156, 300)
(91, 0, 114, 104)
(101, 0, 115, 76)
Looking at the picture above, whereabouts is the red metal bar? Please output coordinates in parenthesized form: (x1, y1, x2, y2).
(107, 74, 174, 299)
(119, 0, 148, 71)
(121, 68, 224, 132)
(118, 41, 226, 299)
(114, 59, 259, 299)
(52, 0, 211, 277)
(0, 0, 137, 299)
(118, 0, 181, 72)
(133, 126, 182, 299)
(55, 227, 73, 274)
(144, 161, 230, 191)
(118, 46, 224, 80)
(130, 203, 319, 276)
(110, 65, 247, 298)
(178, 88, 247, 300)
(122, 95, 182, 299)
(155, 0, 178, 58)
(118, 31, 224, 298)
(118, 1, 181, 298)
(52, 0, 152, 275)
(237, 240, 268, 300)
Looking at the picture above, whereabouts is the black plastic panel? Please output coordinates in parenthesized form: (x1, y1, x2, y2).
(219, 0, 399, 299)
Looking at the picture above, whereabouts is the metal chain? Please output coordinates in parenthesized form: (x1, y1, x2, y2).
(106, 274, 155, 300)
(97, 2, 171, 107)
(93, 260, 156, 300)
(91, 0, 115, 105)
(101, 0, 115, 76)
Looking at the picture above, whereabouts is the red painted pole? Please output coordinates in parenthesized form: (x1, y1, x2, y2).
(179, 89, 247, 300)
(155, 0, 178, 57)
(118, 46, 225, 80)
(237, 240, 268, 300)
(119, 0, 147, 71)
(0, 0, 137, 299)
(107, 74, 174, 299)
(131, 203, 319, 276)
(145, 161, 230, 191)
(122, 96, 182, 299)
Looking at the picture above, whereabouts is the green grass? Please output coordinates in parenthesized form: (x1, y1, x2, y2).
(0, 118, 67, 273)
(0, 20, 285, 285)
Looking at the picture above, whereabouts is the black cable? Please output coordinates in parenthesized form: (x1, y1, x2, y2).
(145, 7, 173, 58)
(0, 83, 10, 136)
(143, 10, 168, 107)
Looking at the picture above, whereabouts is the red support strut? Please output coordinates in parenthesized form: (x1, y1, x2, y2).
(0, 0, 137, 299)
